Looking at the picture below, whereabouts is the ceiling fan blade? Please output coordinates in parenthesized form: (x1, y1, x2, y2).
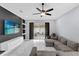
(33, 13, 40, 15)
(46, 8, 53, 12)
(36, 8, 41, 12)
(46, 13, 51, 16)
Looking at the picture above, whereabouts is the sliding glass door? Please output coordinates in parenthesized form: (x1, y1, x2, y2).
(34, 23, 45, 39)
(29, 22, 50, 39)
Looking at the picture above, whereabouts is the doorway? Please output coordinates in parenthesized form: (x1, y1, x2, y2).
(34, 23, 45, 39)
(29, 22, 50, 39)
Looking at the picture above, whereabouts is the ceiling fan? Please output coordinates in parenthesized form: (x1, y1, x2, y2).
(33, 3, 54, 17)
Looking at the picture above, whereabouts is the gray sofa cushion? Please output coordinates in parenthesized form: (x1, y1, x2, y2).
(57, 51, 79, 56)
(45, 42, 54, 47)
(67, 40, 79, 51)
(30, 47, 37, 56)
(45, 39, 56, 47)
(37, 51, 57, 56)
(57, 36, 61, 41)
(54, 41, 73, 51)
(45, 39, 57, 42)
(77, 47, 79, 51)
(60, 37, 67, 45)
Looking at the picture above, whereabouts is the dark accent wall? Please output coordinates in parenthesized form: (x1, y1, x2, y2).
(0, 6, 23, 43)
(22, 19, 26, 39)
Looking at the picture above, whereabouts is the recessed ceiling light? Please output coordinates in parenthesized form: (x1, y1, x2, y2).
(26, 16, 28, 18)
(19, 10, 23, 13)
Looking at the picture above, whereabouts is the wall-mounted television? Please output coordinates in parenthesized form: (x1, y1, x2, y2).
(4, 19, 20, 35)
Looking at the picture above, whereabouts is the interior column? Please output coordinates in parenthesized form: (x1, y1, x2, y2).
(29, 22, 34, 39)
(45, 22, 50, 39)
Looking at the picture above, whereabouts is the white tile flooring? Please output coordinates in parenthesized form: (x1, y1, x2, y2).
(33, 39, 46, 49)
(34, 35, 45, 39)
(1, 39, 46, 56)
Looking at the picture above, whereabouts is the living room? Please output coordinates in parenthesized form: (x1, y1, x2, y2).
(0, 1, 79, 57)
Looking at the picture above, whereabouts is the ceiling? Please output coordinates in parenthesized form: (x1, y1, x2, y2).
(0, 3, 79, 20)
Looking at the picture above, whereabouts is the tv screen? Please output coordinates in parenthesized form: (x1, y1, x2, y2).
(4, 19, 20, 35)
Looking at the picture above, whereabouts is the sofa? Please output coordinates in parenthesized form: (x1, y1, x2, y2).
(30, 47, 79, 56)
(45, 36, 79, 52)
(57, 51, 79, 56)
(30, 36, 79, 56)
(45, 39, 72, 52)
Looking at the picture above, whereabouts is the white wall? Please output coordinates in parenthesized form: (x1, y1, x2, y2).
(56, 5, 79, 42)
(50, 20, 56, 34)
(25, 20, 56, 39)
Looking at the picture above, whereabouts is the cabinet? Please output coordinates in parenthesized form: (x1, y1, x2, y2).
(0, 36, 23, 51)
